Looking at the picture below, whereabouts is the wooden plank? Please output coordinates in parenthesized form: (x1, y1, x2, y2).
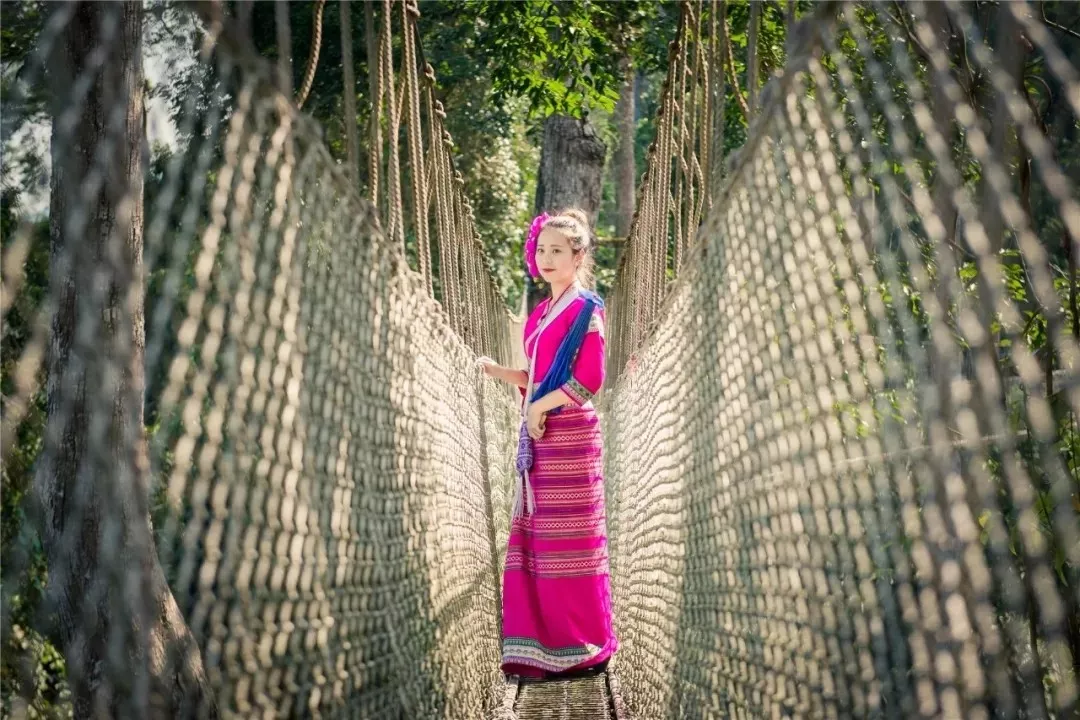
(513, 675, 611, 720)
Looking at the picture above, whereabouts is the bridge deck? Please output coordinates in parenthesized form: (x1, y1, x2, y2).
(495, 668, 629, 719)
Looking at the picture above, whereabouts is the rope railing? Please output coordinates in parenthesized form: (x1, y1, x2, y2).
(607, 0, 720, 380)
(367, 0, 513, 363)
(1, 0, 1078, 718)
(1, 2, 518, 717)
(602, 2, 1080, 719)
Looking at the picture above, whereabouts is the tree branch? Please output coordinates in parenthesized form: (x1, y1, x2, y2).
(888, 2, 933, 65)
(1042, 9, 1080, 41)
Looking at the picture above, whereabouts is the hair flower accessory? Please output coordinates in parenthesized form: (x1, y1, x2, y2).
(524, 212, 550, 279)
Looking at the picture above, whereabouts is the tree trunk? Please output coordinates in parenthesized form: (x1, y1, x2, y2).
(37, 3, 216, 717)
(613, 56, 637, 269)
(528, 114, 607, 312)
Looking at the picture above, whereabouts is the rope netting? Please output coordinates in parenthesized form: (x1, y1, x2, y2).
(607, 0, 719, 379)
(1, 1, 517, 717)
(366, 0, 513, 359)
(605, 1, 1079, 718)
(2, 0, 1079, 719)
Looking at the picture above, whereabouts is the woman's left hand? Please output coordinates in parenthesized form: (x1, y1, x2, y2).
(526, 405, 546, 440)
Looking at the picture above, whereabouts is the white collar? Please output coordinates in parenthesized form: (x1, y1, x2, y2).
(525, 283, 581, 349)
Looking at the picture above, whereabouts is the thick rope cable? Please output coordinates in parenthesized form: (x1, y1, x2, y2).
(402, 0, 431, 291)
(381, 0, 405, 251)
(295, 0, 326, 109)
(366, 0, 381, 209)
(724, 15, 750, 121)
(672, 5, 689, 274)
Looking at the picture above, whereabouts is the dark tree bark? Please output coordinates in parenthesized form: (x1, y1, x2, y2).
(528, 114, 607, 312)
(36, 3, 215, 717)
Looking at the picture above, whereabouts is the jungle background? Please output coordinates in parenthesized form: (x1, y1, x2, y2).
(2, 1, 1078, 716)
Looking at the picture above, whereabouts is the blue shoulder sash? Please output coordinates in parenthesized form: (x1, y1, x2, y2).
(530, 289, 604, 409)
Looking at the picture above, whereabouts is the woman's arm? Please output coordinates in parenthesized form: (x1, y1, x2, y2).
(530, 389, 574, 413)
(558, 309, 606, 406)
(480, 360, 528, 389)
(526, 309, 607, 439)
(526, 388, 573, 439)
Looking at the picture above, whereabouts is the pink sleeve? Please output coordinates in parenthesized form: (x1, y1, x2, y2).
(560, 308, 605, 405)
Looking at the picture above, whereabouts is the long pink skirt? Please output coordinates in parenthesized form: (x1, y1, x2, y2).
(501, 405, 618, 677)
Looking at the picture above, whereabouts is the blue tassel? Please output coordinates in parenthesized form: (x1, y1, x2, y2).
(515, 422, 533, 473)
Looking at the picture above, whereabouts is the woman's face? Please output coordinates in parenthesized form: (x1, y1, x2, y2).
(535, 228, 578, 286)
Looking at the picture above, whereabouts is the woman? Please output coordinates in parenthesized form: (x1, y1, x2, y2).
(477, 208, 618, 680)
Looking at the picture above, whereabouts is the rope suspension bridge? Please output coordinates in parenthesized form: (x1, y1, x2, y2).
(2, 1, 1078, 718)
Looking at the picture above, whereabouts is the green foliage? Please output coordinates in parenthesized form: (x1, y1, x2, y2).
(462, 1, 621, 117)
(0, 0, 44, 62)
(0, 183, 70, 718)
(2, 2, 1078, 714)
(1, 0, 49, 139)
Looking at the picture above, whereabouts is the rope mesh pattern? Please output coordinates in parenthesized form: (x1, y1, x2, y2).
(2, 0, 1079, 718)
(605, 1, 1079, 718)
(2, 1, 517, 717)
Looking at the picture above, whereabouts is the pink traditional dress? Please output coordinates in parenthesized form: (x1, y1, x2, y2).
(501, 282, 618, 678)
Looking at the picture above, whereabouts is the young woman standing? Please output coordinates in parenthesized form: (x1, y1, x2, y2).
(478, 208, 618, 680)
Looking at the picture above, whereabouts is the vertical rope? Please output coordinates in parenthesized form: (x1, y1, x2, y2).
(673, 2, 692, 275)
(432, 109, 447, 305)
(366, 0, 381, 208)
(453, 172, 470, 342)
(419, 71, 437, 298)
(402, 0, 430, 289)
(381, 0, 405, 251)
(690, 1, 709, 237)
(441, 127, 460, 333)
(655, 33, 679, 322)
(426, 87, 449, 303)
(691, 2, 709, 234)
(295, 0, 326, 109)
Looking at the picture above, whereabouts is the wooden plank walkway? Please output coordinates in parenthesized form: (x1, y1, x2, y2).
(494, 665, 630, 720)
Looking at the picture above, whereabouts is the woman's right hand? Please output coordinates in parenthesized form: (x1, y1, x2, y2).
(476, 356, 500, 378)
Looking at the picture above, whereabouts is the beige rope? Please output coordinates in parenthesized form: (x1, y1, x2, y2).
(402, 0, 430, 291)
(724, 15, 750, 121)
(709, 1, 728, 197)
(366, 0, 381, 208)
(381, 0, 404, 250)
(295, 0, 326, 109)
(672, 6, 689, 274)
(609, 0, 723, 376)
